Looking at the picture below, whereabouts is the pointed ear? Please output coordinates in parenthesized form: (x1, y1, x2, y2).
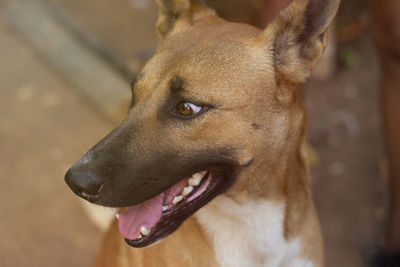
(156, 0, 213, 40)
(262, 0, 340, 84)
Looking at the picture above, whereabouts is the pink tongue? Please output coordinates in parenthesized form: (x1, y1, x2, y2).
(117, 179, 189, 240)
(118, 193, 163, 240)
(118, 179, 188, 240)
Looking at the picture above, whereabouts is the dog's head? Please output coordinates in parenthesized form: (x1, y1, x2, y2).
(65, 0, 339, 247)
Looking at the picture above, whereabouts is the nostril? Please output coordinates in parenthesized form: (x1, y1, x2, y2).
(81, 180, 102, 195)
(65, 168, 103, 197)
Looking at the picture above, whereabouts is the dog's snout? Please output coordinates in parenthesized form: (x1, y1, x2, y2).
(65, 168, 103, 201)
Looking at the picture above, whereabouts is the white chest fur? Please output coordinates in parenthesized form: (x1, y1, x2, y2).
(194, 197, 314, 267)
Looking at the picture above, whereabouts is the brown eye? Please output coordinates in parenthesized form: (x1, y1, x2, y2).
(177, 102, 202, 116)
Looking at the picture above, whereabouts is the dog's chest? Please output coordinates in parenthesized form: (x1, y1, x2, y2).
(194, 197, 314, 267)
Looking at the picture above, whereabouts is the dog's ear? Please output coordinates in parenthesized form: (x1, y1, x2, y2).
(261, 0, 340, 84)
(156, 0, 213, 40)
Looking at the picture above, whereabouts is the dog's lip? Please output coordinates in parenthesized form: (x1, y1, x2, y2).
(121, 166, 234, 248)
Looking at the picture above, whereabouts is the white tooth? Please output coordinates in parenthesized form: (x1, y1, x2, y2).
(162, 205, 168, 211)
(140, 226, 151, 236)
(172, 195, 183, 204)
(115, 213, 120, 219)
(188, 177, 200, 186)
(136, 234, 142, 239)
(188, 171, 207, 186)
(182, 186, 193, 196)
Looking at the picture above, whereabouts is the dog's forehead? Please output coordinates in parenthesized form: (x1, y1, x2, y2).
(160, 23, 266, 67)
(140, 23, 275, 96)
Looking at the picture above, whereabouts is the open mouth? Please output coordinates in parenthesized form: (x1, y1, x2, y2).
(116, 167, 232, 247)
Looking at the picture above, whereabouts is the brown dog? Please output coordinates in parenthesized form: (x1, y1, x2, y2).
(65, 0, 340, 266)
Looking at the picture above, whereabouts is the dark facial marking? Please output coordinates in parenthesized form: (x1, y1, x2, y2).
(252, 123, 261, 130)
(73, 133, 237, 207)
(170, 76, 185, 93)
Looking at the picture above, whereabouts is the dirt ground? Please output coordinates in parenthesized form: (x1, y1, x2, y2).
(0, 0, 388, 267)
(0, 17, 107, 267)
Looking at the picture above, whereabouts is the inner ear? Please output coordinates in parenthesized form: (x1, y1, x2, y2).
(262, 0, 340, 84)
(300, 0, 338, 40)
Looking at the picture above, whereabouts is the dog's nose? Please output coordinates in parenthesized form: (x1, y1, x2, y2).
(65, 168, 103, 200)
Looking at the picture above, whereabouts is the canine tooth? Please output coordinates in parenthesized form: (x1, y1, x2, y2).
(182, 186, 193, 196)
(136, 234, 142, 239)
(140, 226, 151, 236)
(115, 213, 119, 219)
(172, 195, 183, 204)
(188, 171, 207, 186)
(162, 205, 168, 211)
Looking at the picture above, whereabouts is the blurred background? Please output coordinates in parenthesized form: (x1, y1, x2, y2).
(0, 0, 388, 266)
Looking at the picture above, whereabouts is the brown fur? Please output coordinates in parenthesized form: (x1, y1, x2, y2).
(90, 0, 340, 266)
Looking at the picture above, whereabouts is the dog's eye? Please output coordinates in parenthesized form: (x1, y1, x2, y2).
(177, 102, 202, 116)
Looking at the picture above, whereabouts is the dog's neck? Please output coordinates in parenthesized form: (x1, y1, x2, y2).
(194, 141, 318, 267)
(195, 198, 313, 267)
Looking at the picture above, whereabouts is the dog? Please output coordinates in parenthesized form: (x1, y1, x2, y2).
(65, 0, 340, 266)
